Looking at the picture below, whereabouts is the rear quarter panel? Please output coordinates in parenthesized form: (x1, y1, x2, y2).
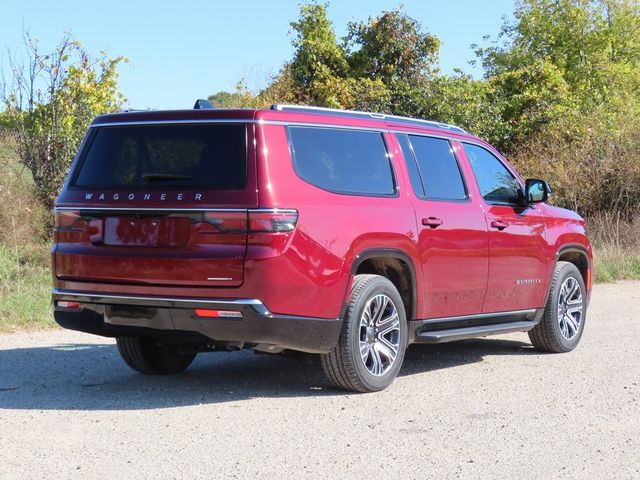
(253, 121, 422, 319)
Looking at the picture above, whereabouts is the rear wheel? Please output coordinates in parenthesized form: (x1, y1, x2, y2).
(321, 274, 408, 393)
(116, 337, 197, 374)
(529, 261, 587, 353)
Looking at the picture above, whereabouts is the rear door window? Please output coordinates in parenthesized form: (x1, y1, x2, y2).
(399, 134, 467, 201)
(72, 124, 247, 189)
(288, 126, 395, 196)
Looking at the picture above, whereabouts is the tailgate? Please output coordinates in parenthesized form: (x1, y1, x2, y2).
(54, 209, 249, 287)
(53, 121, 257, 287)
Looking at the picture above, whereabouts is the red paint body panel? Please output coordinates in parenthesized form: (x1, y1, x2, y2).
(52, 107, 593, 328)
(251, 123, 420, 318)
(481, 204, 549, 312)
(387, 136, 489, 318)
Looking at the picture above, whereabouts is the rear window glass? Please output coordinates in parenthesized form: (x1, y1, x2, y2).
(288, 126, 394, 196)
(72, 124, 247, 189)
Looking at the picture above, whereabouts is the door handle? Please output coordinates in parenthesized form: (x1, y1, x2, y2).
(422, 217, 443, 228)
(490, 220, 509, 230)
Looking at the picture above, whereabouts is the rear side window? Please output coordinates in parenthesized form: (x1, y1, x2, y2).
(288, 127, 395, 196)
(400, 134, 467, 200)
(72, 124, 247, 189)
(462, 143, 521, 205)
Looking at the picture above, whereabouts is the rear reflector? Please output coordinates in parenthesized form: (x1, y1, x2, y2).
(56, 300, 82, 311)
(195, 309, 244, 319)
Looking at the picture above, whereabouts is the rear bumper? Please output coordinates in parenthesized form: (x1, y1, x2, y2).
(52, 289, 342, 354)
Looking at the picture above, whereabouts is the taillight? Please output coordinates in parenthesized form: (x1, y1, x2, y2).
(54, 210, 81, 229)
(203, 211, 248, 233)
(202, 210, 298, 234)
(248, 210, 298, 233)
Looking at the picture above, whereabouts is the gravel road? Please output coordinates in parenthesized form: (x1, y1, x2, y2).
(1, 281, 639, 479)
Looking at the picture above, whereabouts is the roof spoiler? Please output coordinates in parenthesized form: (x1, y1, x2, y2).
(193, 99, 214, 109)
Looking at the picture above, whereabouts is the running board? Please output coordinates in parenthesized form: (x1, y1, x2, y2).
(415, 321, 536, 344)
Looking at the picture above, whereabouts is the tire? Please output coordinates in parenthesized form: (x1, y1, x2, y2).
(528, 261, 587, 353)
(116, 336, 197, 374)
(321, 274, 408, 393)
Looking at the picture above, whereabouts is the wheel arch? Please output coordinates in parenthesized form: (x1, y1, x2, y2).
(544, 244, 592, 306)
(342, 249, 418, 321)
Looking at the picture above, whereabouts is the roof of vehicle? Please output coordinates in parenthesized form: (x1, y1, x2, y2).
(92, 104, 474, 140)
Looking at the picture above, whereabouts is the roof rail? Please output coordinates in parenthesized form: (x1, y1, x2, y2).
(270, 104, 467, 134)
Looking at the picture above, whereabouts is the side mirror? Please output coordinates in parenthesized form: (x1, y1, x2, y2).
(525, 179, 551, 203)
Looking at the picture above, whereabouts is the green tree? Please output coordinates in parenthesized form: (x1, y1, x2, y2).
(345, 10, 439, 84)
(207, 90, 246, 108)
(1, 33, 126, 208)
(476, 0, 640, 148)
(289, 1, 348, 101)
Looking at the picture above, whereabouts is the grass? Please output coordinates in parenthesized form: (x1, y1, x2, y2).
(0, 244, 54, 332)
(594, 246, 640, 283)
(0, 135, 55, 332)
(588, 212, 640, 283)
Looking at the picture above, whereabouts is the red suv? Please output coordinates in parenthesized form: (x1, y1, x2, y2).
(52, 103, 593, 392)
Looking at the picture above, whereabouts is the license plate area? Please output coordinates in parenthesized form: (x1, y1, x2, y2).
(103, 216, 191, 247)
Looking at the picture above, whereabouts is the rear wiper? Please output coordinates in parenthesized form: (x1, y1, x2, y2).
(142, 173, 194, 183)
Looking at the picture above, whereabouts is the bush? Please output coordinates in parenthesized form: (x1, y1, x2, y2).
(1, 33, 126, 210)
(509, 113, 640, 219)
(587, 212, 640, 282)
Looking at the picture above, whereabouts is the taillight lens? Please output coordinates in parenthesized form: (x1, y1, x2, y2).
(54, 210, 81, 229)
(203, 211, 248, 233)
(248, 210, 298, 233)
(202, 210, 298, 234)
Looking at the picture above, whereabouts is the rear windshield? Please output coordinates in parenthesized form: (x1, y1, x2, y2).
(72, 123, 247, 189)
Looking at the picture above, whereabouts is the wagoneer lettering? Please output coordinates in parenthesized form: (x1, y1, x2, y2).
(52, 103, 593, 392)
(84, 192, 203, 201)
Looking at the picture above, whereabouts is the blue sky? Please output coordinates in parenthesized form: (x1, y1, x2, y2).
(0, 0, 514, 110)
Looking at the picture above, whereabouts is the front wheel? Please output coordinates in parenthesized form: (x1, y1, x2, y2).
(321, 274, 408, 393)
(529, 261, 587, 353)
(116, 337, 197, 374)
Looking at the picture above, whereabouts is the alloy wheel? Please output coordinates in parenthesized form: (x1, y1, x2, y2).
(557, 276, 584, 341)
(358, 294, 401, 376)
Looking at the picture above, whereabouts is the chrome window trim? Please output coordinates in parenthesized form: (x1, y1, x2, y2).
(91, 119, 387, 133)
(54, 207, 298, 213)
(260, 119, 386, 133)
(389, 129, 459, 142)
